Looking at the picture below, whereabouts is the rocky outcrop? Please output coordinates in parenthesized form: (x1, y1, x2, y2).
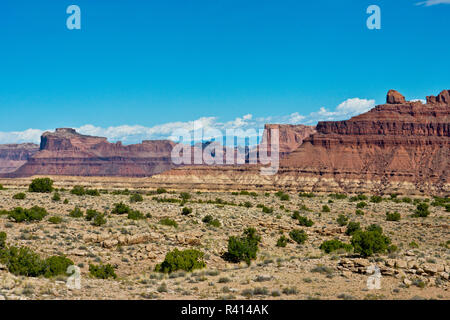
(258, 124, 316, 158)
(0, 143, 39, 173)
(152, 90, 450, 195)
(9, 128, 176, 177)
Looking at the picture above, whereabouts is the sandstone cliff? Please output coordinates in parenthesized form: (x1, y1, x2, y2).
(0, 143, 39, 173)
(9, 128, 176, 177)
(152, 90, 449, 195)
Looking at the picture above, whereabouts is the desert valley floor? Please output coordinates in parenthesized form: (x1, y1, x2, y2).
(0, 176, 449, 300)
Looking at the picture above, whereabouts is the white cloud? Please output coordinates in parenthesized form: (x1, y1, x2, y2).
(416, 0, 450, 6)
(0, 97, 376, 145)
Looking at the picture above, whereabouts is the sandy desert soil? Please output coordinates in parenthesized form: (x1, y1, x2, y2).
(0, 176, 449, 300)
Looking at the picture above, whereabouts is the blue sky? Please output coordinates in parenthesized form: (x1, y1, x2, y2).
(0, 0, 449, 144)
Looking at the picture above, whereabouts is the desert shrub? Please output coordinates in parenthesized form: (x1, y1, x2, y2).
(289, 229, 307, 244)
(28, 178, 53, 193)
(243, 201, 253, 208)
(356, 201, 367, 209)
(202, 215, 220, 227)
(261, 206, 273, 214)
(297, 215, 314, 227)
(89, 263, 117, 279)
(409, 241, 419, 248)
(181, 207, 193, 216)
(412, 203, 430, 217)
(370, 195, 383, 203)
(155, 248, 205, 273)
(349, 194, 367, 202)
(401, 197, 412, 203)
(279, 193, 290, 201)
(336, 214, 349, 226)
(69, 207, 83, 218)
(386, 211, 401, 221)
(111, 202, 131, 215)
(8, 206, 48, 222)
(127, 210, 145, 220)
(0, 184, 4, 190)
(48, 216, 62, 224)
(366, 224, 383, 234)
(43, 255, 74, 278)
(0, 232, 6, 248)
(226, 228, 261, 265)
(276, 235, 288, 247)
(63, 199, 69, 204)
(322, 205, 331, 213)
(329, 193, 347, 200)
(351, 227, 391, 257)
(320, 239, 353, 254)
(156, 188, 167, 194)
(92, 213, 107, 226)
(299, 192, 315, 198)
(85, 209, 101, 221)
(240, 190, 250, 196)
(13, 192, 26, 200)
(52, 192, 61, 201)
(179, 192, 191, 201)
(345, 221, 361, 236)
(85, 189, 100, 196)
(160, 218, 178, 228)
(130, 193, 143, 203)
(446, 204, 450, 212)
(70, 186, 85, 196)
(355, 209, 364, 216)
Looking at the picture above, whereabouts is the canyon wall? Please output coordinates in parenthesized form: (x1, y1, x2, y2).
(0, 143, 39, 174)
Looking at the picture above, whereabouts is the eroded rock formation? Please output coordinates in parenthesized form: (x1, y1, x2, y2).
(0, 143, 39, 173)
(9, 128, 176, 177)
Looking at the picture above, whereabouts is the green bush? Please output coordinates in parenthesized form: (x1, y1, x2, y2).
(180, 192, 191, 201)
(297, 215, 314, 227)
(8, 206, 48, 222)
(355, 209, 364, 216)
(345, 221, 361, 236)
(243, 201, 253, 208)
(370, 195, 383, 203)
(85, 209, 101, 221)
(92, 213, 107, 226)
(349, 194, 367, 202)
(226, 228, 261, 265)
(154, 248, 206, 273)
(130, 193, 144, 203)
(69, 207, 83, 218)
(386, 211, 401, 221)
(276, 235, 288, 247)
(322, 205, 330, 213)
(336, 214, 349, 226)
(181, 207, 193, 216)
(156, 188, 167, 194)
(351, 227, 391, 257)
(202, 215, 220, 227)
(13, 192, 26, 200)
(111, 202, 131, 215)
(28, 178, 53, 193)
(401, 197, 412, 203)
(89, 263, 117, 279)
(0, 184, 4, 190)
(127, 210, 145, 220)
(70, 186, 86, 196)
(0, 232, 6, 248)
(85, 189, 100, 196)
(43, 255, 74, 278)
(329, 193, 347, 200)
(160, 218, 178, 228)
(48, 216, 62, 224)
(412, 203, 430, 217)
(52, 192, 61, 201)
(261, 206, 273, 213)
(289, 229, 307, 244)
(356, 201, 367, 209)
(299, 192, 315, 198)
(320, 239, 352, 254)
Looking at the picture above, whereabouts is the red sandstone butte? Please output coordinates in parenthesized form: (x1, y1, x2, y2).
(281, 90, 449, 191)
(9, 128, 176, 177)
